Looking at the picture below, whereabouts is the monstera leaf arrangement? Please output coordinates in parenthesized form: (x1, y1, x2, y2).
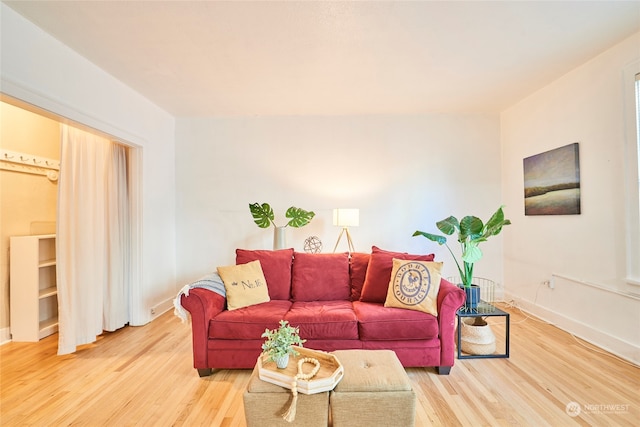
(413, 206, 511, 289)
(249, 202, 315, 229)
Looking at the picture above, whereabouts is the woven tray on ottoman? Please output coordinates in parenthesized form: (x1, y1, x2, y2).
(330, 350, 416, 427)
(258, 346, 344, 394)
(243, 361, 329, 427)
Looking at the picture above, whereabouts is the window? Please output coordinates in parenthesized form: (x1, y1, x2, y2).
(635, 74, 640, 199)
(623, 64, 640, 288)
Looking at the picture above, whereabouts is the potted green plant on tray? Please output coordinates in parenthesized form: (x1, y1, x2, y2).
(261, 320, 306, 369)
(413, 206, 511, 308)
(249, 203, 315, 249)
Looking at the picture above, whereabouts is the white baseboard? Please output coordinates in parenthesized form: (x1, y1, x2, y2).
(503, 291, 640, 366)
(150, 297, 174, 321)
(1, 299, 175, 344)
(0, 327, 12, 345)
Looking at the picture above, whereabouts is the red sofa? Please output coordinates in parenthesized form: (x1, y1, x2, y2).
(180, 247, 466, 376)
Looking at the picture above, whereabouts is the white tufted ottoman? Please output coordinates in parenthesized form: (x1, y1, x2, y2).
(330, 350, 416, 427)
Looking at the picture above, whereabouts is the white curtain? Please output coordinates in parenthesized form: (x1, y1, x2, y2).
(104, 143, 130, 331)
(57, 124, 130, 355)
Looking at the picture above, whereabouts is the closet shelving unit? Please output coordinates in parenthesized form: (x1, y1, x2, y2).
(10, 234, 59, 341)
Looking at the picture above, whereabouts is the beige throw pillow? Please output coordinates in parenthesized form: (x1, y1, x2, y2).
(384, 259, 442, 316)
(217, 260, 270, 310)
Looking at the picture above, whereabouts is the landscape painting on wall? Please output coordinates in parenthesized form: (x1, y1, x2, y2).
(523, 143, 581, 215)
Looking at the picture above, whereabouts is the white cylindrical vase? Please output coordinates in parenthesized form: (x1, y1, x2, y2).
(273, 226, 287, 250)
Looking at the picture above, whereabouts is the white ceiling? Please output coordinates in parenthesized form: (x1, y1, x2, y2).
(5, 1, 640, 117)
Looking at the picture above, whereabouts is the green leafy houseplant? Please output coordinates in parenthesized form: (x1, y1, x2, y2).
(249, 203, 315, 228)
(412, 206, 511, 289)
(261, 320, 306, 365)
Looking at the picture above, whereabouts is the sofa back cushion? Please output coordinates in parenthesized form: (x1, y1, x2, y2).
(349, 252, 370, 301)
(359, 246, 435, 303)
(291, 252, 351, 301)
(236, 248, 294, 300)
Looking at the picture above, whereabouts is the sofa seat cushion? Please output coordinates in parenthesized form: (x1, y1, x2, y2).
(284, 301, 359, 340)
(353, 301, 439, 341)
(209, 300, 293, 339)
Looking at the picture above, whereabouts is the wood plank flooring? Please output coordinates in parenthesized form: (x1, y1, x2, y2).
(1, 304, 638, 426)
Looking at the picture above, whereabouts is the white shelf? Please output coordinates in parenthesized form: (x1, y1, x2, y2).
(39, 318, 59, 340)
(39, 287, 58, 299)
(39, 259, 56, 268)
(10, 234, 59, 342)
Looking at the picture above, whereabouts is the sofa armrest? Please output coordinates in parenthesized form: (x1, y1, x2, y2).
(180, 288, 226, 370)
(436, 278, 466, 369)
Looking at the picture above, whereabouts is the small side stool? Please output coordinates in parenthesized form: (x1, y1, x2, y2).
(330, 350, 416, 427)
(243, 363, 329, 427)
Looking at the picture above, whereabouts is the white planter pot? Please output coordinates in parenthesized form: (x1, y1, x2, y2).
(274, 354, 289, 369)
(460, 318, 496, 355)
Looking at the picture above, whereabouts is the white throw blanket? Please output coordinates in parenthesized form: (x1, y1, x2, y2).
(173, 272, 226, 323)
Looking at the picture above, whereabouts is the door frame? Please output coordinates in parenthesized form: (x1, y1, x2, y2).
(0, 88, 145, 324)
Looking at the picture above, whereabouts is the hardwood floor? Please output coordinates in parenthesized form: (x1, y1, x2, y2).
(1, 304, 638, 426)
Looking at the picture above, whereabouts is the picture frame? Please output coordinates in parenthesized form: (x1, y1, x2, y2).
(523, 143, 581, 215)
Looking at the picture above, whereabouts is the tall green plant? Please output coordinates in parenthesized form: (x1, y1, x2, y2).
(249, 202, 315, 228)
(413, 206, 511, 288)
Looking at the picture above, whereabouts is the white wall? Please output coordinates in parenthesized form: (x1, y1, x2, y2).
(175, 114, 505, 288)
(501, 33, 640, 364)
(1, 4, 177, 325)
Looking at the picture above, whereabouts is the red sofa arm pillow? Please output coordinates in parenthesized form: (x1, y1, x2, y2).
(180, 288, 226, 369)
(360, 246, 435, 303)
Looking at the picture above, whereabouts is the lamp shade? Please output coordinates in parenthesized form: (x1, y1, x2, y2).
(333, 208, 359, 227)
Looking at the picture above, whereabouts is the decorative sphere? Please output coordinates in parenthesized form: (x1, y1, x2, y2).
(303, 236, 322, 254)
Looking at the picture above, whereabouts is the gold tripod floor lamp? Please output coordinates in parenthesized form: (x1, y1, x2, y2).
(332, 208, 359, 253)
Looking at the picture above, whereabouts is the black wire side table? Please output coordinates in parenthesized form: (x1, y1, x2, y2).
(457, 302, 510, 359)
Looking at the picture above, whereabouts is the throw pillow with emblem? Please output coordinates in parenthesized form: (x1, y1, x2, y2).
(217, 260, 270, 310)
(384, 259, 442, 316)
